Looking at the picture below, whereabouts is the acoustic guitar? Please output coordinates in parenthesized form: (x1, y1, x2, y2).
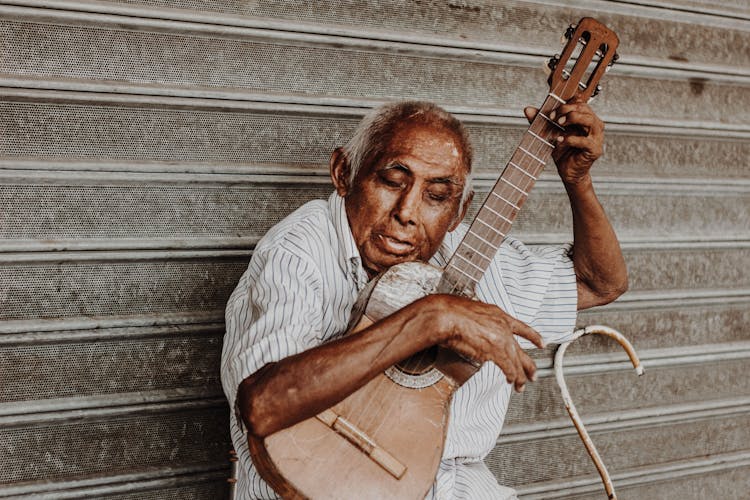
(249, 17, 620, 499)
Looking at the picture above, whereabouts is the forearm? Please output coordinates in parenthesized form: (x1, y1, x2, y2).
(237, 297, 440, 438)
(566, 175, 628, 310)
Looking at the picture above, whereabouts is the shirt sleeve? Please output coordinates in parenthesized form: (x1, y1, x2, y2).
(477, 237, 578, 348)
(220, 245, 324, 411)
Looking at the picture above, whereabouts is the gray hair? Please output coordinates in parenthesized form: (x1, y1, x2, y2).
(342, 101, 474, 204)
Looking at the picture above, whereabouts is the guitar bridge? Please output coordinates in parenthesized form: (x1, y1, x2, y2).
(316, 408, 407, 479)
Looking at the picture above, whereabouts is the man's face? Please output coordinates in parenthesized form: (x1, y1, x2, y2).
(333, 122, 470, 278)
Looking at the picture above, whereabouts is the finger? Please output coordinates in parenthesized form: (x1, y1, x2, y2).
(524, 106, 538, 124)
(555, 101, 592, 116)
(500, 342, 528, 392)
(559, 134, 603, 156)
(511, 319, 544, 349)
(557, 111, 601, 135)
(518, 347, 538, 382)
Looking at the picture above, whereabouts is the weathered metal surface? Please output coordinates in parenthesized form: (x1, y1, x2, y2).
(487, 411, 750, 486)
(0, 258, 246, 320)
(102, 481, 231, 500)
(577, 300, 750, 352)
(1, 0, 747, 496)
(2, 16, 749, 124)
(585, 463, 750, 500)
(0, 332, 222, 403)
(0, 406, 230, 485)
(36, 0, 750, 70)
(4, 99, 750, 182)
(0, 179, 746, 243)
(505, 357, 750, 426)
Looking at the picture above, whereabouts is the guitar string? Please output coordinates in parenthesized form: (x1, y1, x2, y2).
(356, 73, 578, 438)
(444, 71, 577, 298)
(346, 36, 601, 448)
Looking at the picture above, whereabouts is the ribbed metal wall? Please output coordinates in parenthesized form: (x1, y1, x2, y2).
(1, 1, 748, 498)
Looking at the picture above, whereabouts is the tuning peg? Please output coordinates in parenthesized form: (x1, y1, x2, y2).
(607, 52, 620, 69)
(588, 84, 603, 103)
(562, 23, 577, 42)
(543, 55, 559, 76)
(548, 55, 560, 70)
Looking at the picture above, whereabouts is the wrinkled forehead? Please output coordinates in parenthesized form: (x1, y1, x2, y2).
(370, 120, 470, 173)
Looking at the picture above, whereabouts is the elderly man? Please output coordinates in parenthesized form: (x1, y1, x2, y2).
(221, 100, 627, 499)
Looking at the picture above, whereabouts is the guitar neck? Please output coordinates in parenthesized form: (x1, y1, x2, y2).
(438, 94, 567, 295)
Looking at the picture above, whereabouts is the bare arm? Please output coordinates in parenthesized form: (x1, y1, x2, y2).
(525, 102, 628, 310)
(238, 294, 543, 438)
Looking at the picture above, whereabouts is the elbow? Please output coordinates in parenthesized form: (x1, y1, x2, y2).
(578, 271, 628, 310)
(237, 368, 276, 439)
(594, 272, 629, 306)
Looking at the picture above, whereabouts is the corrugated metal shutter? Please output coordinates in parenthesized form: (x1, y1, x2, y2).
(1, 1, 748, 497)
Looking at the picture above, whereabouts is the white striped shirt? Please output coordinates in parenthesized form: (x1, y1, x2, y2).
(221, 192, 578, 499)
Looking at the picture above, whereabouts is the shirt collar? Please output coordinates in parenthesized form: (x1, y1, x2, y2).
(328, 192, 369, 289)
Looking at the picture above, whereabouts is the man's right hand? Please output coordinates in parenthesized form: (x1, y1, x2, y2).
(424, 294, 544, 392)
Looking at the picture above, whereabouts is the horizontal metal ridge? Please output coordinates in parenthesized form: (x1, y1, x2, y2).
(0, 321, 224, 346)
(0, 465, 229, 498)
(534, 0, 750, 27)
(0, 290, 746, 335)
(0, 166, 336, 187)
(1, 238, 749, 263)
(1, 164, 749, 193)
(0, 311, 224, 334)
(4, 84, 750, 135)
(517, 449, 750, 498)
(608, 288, 750, 309)
(3, 0, 750, 77)
(1, 236, 749, 255)
(0, 237, 261, 253)
(535, 339, 750, 373)
(501, 396, 750, 442)
(0, 394, 227, 428)
(0, 387, 224, 418)
(611, 0, 750, 21)
(0, 248, 251, 263)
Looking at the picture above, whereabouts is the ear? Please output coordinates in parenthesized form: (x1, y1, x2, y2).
(330, 147, 351, 197)
(449, 190, 474, 231)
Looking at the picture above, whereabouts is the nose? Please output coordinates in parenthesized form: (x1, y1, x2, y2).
(393, 186, 420, 226)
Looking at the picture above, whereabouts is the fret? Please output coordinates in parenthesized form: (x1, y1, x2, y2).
(475, 217, 507, 237)
(527, 130, 555, 148)
(454, 252, 485, 273)
(509, 161, 538, 180)
(446, 262, 478, 282)
(518, 146, 546, 166)
(460, 239, 493, 261)
(501, 177, 527, 195)
(490, 191, 520, 210)
(538, 112, 565, 131)
(548, 92, 565, 104)
(482, 204, 512, 225)
(467, 229, 496, 248)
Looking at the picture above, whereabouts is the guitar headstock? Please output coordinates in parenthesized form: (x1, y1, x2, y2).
(547, 17, 620, 102)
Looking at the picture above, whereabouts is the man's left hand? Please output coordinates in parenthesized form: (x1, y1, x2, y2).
(524, 102, 605, 186)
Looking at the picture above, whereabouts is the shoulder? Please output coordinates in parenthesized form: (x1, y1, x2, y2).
(255, 199, 336, 261)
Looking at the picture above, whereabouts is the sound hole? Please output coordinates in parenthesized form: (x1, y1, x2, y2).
(395, 346, 438, 375)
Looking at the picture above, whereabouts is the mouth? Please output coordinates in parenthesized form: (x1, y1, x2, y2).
(376, 233, 415, 256)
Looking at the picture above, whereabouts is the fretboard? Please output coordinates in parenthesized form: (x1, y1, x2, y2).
(438, 95, 567, 296)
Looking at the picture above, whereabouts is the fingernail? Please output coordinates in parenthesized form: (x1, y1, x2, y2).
(519, 384, 526, 392)
(549, 110, 556, 120)
(530, 372, 537, 382)
(556, 136, 564, 143)
(558, 116, 567, 125)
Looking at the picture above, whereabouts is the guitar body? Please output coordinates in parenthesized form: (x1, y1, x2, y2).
(249, 262, 473, 499)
